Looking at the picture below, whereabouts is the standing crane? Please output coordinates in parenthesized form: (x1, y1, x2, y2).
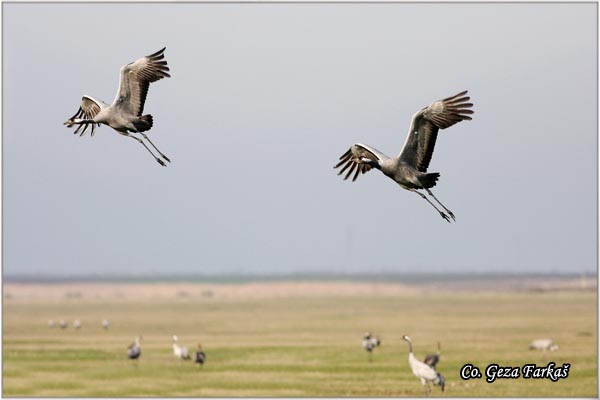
(334, 91, 474, 222)
(64, 47, 171, 166)
(127, 336, 141, 360)
(172, 335, 191, 360)
(362, 332, 381, 361)
(423, 341, 441, 368)
(195, 344, 207, 367)
(402, 335, 445, 395)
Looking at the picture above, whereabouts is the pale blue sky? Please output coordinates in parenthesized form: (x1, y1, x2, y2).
(3, 3, 597, 277)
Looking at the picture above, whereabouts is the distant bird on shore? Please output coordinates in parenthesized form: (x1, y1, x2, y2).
(64, 47, 172, 166)
(73, 319, 82, 330)
(362, 332, 381, 361)
(334, 91, 474, 222)
(195, 344, 207, 367)
(128, 336, 142, 359)
(59, 320, 68, 330)
(102, 319, 110, 330)
(529, 338, 559, 352)
(423, 341, 441, 368)
(402, 335, 445, 395)
(173, 335, 191, 360)
(47, 320, 56, 328)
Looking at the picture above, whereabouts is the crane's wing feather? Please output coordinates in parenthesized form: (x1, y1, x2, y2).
(65, 96, 102, 136)
(113, 47, 171, 116)
(334, 143, 387, 182)
(399, 90, 473, 172)
(423, 353, 439, 368)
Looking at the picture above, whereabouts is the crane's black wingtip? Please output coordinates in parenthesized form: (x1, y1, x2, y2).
(148, 47, 167, 58)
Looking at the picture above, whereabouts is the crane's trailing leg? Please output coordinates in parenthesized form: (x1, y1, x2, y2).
(410, 190, 451, 223)
(127, 134, 167, 167)
(425, 189, 455, 221)
(140, 133, 171, 163)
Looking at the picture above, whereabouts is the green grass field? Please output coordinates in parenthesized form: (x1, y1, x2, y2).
(3, 284, 597, 397)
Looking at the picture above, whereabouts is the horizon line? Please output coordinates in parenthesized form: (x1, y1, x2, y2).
(3, 270, 596, 284)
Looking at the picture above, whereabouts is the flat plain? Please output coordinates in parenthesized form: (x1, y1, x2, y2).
(2, 277, 597, 397)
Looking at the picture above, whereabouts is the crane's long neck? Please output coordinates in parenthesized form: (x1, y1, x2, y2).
(404, 339, 413, 354)
(408, 352, 417, 365)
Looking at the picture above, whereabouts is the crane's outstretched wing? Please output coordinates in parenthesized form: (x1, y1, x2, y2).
(113, 47, 171, 116)
(398, 90, 473, 172)
(334, 143, 387, 182)
(64, 96, 102, 136)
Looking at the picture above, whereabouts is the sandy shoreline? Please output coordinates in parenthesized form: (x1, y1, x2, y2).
(3, 276, 596, 301)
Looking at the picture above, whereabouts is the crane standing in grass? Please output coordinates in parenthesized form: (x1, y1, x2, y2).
(195, 344, 207, 367)
(173, 335, 191, 360)
(402, 335, 445, 395)
(423, 341, 441, 368)
(64, 47, 172, 166)
(362, 332, 381, 361)
(335, 91, 474, 222)
(127, 336, 141, 360)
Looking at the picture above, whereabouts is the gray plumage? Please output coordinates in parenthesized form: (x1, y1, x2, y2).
(195, 344, 207, 366)
(173, 335, 191, 360)
(423, 341, 441, 368)
(334, 91, 474, 222)
(403, 335, 445, 395)
(362, 332, 381, 362)
(64, 47, 171, 166)
(128, 336, 141, 359)
(362, 332, 381, 353)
